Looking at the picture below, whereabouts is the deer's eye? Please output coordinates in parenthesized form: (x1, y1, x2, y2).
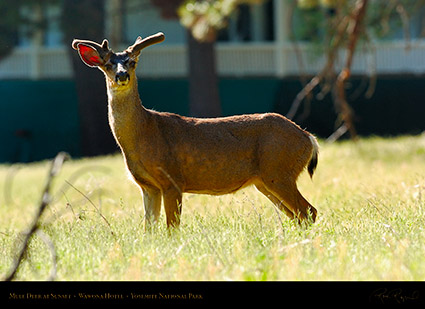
(105, 63, 113, 70)
(128, 60, 136, 68)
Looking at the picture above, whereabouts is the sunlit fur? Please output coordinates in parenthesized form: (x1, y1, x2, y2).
(72, 33, 319, 229)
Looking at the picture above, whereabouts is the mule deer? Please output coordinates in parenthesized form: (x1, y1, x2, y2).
(72, 32, 319, 228)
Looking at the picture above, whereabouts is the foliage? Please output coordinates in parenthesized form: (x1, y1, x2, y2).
(1, 135, 425, 280)
(178, 0, 264, 42)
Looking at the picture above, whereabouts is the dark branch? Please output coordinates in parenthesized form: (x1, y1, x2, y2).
(5, 152, 69, 281)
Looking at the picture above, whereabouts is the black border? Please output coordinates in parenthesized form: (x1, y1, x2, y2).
(2, 281, 424, 306)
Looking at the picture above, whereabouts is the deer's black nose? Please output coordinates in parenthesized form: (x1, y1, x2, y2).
(115, 72, 129, 83)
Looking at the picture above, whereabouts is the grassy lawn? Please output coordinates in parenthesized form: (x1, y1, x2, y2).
(1, 135, 425, 280)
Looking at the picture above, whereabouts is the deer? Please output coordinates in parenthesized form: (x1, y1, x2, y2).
(72, 32, 319, 229)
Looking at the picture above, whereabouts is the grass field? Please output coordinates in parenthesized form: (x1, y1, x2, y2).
(1, 135, 425, 281)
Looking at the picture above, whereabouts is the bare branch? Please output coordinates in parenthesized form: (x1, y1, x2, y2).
(286, 76, 321, 120)
(333, 0, 369, 141)
(286, 14, 350, 120)
(5, 152, 69, 281)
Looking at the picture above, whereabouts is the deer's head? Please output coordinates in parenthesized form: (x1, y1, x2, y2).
(72, 32, 165, 89)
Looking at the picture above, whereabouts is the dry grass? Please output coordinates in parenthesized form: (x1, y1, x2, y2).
(1, 135, 425, 280)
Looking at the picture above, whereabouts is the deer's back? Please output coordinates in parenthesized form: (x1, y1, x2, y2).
(148, 111, 312, 194)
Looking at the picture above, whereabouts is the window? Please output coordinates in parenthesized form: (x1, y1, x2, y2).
(218, 0, 274, 43)
(16, 3, 63, 48)
(44, 4, 62, 47)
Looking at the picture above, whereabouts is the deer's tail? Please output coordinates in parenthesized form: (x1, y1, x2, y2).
(307, 135, 319, 179)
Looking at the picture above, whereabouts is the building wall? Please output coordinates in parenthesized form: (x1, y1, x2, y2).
(0, 77, 278, 163)
(275, 75, 425, 137)
(0, 80, 80, 163)
(1, 75, 424, 163)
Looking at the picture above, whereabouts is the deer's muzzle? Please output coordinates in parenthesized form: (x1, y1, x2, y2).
(116, 71, 130, 85)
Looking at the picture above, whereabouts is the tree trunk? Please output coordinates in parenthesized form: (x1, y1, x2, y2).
(61, 0, 117, 156)
(187, 30, 221, 118)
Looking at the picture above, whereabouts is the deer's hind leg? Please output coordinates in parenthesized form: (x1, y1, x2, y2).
(142, 186, 162, 229)
(162, 187, 182, 228)
(260, 178, 317, 223)
(255, 183, 294, 220)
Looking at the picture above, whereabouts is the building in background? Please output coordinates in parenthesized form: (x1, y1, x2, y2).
(1, 0, 425, 162)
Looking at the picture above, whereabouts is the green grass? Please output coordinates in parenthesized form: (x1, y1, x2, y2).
(1, 135, 425, 280)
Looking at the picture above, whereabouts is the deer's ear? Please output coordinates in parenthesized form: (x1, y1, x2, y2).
(76, 43, 104, 67)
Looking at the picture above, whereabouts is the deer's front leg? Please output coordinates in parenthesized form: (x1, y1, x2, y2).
(163, 187, 182, 228)
(142, 186, 162, 230)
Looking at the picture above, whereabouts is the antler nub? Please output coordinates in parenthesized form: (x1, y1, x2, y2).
(101, 39, 109, 50)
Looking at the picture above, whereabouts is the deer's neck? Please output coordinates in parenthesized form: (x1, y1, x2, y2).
(106, 77, 149, 154)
